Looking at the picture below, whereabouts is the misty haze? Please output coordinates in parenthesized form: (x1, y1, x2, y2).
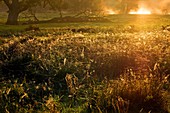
(0, 0, 170, 113)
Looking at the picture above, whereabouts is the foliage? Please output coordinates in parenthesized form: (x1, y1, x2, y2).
(0, 23, 170, 112)
(0, 79, 62, 113)
(86, 68, 169, 113)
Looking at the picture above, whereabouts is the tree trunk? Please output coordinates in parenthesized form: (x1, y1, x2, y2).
(6, 10, 20, 25)
(59, 10, 63, 18)
(58, 8, 63, 19)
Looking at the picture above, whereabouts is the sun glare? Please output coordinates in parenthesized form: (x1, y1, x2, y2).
(105, 9, 115, 15)
(129, 7, 151, 15)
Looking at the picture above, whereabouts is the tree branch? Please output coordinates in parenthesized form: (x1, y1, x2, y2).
(3, 0, 11, 8)
(18, 0, 37, 13)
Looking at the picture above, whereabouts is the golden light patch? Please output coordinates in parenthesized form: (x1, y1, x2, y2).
(129, 7, 151, 15)
(105, 8, 116, 15)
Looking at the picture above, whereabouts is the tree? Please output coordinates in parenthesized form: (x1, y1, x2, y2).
(2, 0, 41, 25)
(69, 0, 103, 16)
(116, 0, 138, 14)
(46, 0, 68, 18)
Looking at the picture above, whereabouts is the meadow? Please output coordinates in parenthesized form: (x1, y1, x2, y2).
(0, 14, 170, 113)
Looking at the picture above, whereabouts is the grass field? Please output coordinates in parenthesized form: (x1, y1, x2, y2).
(0, 14, 170, 113)
(0, 13, 170, 31)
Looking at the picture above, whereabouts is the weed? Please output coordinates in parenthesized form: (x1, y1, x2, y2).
(0, 22, 169, 112)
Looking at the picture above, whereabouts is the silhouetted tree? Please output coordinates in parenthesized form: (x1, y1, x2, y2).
(69, 0, 103, 16)
(2, 0, 41, 25)
(46, 0, 68, 18)
(116, 0, 138, 14)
